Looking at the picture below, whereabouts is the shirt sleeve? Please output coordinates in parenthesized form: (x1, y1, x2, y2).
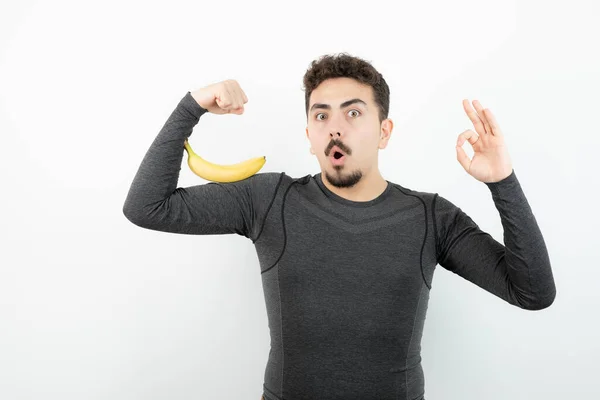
(122, 91, 281, 240)
(433, 170, 556, 310)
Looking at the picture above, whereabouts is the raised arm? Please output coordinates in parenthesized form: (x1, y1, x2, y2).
(433, 170, 556, 310)
(122, 82, 281, 240)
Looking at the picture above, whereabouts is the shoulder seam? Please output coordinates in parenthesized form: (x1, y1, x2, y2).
(261, 180, 297, 275)
(252, 172, 285, 243)
(432, 193, 440, 263)
(392, 186, 431, 290)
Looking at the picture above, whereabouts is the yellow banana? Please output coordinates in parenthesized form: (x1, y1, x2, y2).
(183, 139, 266, 183)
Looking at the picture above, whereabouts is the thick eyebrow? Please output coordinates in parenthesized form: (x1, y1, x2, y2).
(309, 98, 367, 113)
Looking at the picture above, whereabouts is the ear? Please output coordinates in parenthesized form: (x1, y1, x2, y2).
(379, 119, 393, 148)
(381, 119, 393, 138)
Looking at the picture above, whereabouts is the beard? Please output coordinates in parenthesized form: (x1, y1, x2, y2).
(324, 167, 363, 188)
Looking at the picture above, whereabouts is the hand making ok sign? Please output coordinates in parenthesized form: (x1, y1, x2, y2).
(456, 99, 514, 183)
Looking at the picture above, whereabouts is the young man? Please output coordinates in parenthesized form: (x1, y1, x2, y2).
(123, 53, 556, 400)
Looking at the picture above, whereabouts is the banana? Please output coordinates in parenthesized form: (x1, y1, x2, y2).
(183, 139, 266, 183)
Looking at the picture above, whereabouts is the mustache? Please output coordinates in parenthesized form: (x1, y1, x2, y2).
(325, 140, 351, 156)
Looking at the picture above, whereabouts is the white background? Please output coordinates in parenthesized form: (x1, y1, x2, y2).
(1, 0, 598, 399)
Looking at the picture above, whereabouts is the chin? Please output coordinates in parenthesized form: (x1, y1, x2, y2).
(324, 168, 363, 189)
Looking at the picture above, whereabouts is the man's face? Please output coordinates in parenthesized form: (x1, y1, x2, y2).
(305, 77, 392, 188)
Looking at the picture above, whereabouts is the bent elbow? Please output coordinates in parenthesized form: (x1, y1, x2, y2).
(122, 202, 149, 228)
(123, 204, 138, 226)
(522, 288, 556, 311)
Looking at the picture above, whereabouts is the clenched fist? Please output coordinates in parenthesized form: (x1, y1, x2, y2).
(191, 79, 248, 115)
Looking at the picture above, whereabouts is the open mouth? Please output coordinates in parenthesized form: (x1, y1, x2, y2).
(330, 149, 346, 164)
(329, 145, 347, 164)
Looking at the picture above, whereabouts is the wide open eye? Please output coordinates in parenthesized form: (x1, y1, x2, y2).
(315, 109, 361, 121)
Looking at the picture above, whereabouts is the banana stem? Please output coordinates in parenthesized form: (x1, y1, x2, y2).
(183, 139, 195, 155)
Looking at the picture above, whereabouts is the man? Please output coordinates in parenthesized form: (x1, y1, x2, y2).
(123, 52, 556, 400)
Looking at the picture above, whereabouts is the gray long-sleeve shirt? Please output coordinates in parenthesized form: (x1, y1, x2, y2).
(122, 91, 556, 400)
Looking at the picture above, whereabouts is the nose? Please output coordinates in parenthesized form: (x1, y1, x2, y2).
(329, 131, 342, 152)
(327, 110, 348, 135)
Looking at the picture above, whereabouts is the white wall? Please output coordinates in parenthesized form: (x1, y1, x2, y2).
(1, 0, 597, 399)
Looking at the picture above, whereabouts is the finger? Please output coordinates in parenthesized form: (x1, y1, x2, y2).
(457, 129, 480, 147)
(484, 108, 502, 137)
(220, 84, 235, 110)
(239, 86, 249, 104)
(224, 81, 244, 111)
(227, 81, 244, 110)
(229, 80, 247, 108)
(224, 81, 240, 110)
(463, 99, 487, 136)
(233, 91, 246, 112)
(456, 143, 471, 173)
(472, 100, 491, 134)
(230, 86, 245, 114)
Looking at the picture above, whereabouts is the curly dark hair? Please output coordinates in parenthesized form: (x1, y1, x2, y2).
(302, 52, 390, 124)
